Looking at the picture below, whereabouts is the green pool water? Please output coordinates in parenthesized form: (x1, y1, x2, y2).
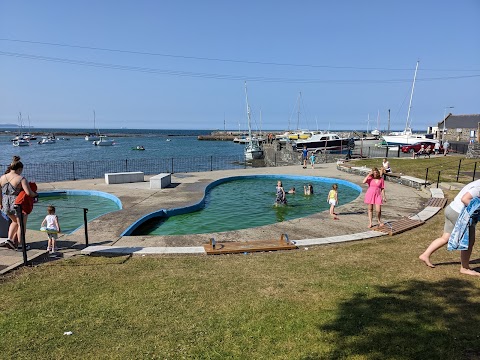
(26, 194, 121, 234)
(136, 177, 360, 235)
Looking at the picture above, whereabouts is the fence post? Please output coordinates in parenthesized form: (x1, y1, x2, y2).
(125, 159, 128, 172)
(368, 147, 371, 158)
(210, 156, 213, 171)
(83, 208, 89, 246)
(171, 158, 174, 174)
(385, 147, 389, 158)
(397, 146, 400, 158)
(456, 159, 462, 182)
(473, 162, 477, 182)
(437, 171, 441, 188)
(424, 168, 429, 188)
(72, 162, 76, 181)
(274, 152, 277, 167)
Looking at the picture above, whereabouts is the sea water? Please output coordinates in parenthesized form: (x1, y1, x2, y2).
(0, 128, 244, 164)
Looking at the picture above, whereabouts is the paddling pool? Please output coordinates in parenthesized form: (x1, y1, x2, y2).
(124, 175, 361, 236)
(26, 190, 122, 234)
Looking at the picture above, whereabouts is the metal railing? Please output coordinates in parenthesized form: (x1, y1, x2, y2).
(424, 158, 480, 188)
(1, 155, 247, 183)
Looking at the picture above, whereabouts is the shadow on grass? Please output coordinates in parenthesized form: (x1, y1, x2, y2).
(315, 279, 480, 360)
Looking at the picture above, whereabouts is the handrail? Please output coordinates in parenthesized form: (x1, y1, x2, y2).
(427, 159, 480, 188)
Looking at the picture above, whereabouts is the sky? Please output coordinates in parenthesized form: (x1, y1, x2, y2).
(0, 0, 479, 131)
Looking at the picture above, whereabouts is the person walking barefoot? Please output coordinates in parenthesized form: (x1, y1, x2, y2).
(327, 184, 339, 220)
(419, 179, 480, 276)
(363, 168, 386, 228)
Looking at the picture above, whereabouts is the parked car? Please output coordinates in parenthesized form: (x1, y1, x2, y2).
(401, 141, 441, 153)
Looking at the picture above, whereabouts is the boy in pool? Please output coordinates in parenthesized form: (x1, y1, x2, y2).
(41, 205, 61, 254)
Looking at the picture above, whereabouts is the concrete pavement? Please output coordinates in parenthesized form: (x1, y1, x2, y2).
(1, 162, 434, 272)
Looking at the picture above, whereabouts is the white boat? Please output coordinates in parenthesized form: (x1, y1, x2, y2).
(39, 136, 56, 144)
(85, 110, 101, 141)
(243, 82, 263, 160)
(380, 61, 434, 146)
(12, 139, 29, 147)
(93, 135, 114, 146)
(294, 132, 352, 152)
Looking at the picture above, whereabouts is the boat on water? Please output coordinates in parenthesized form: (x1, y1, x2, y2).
(293, 132, 353, 153)
(12, 139, 29, 147)
(243, 82, 264, 160)
(132, 145, 145, 150)
(93, 135, 114, 146)
(39, 135, 56, 144)
(85, 110, 101, 141)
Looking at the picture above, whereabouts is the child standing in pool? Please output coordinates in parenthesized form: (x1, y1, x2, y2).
(275, 181, 287, 205)
(41, 205, 61, 253)
(327, 184, 339, 220)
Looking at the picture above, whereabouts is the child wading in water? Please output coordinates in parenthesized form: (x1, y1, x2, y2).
(41, 205, 61, 253)
(327, 184, 339, 220)
(275, 181, 287, 205)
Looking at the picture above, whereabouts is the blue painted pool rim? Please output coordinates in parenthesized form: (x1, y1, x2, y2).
(38, 190, 123, 234)
(120, 175, 362, 237)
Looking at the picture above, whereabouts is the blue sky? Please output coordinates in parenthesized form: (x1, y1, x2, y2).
(1, 0, 479, 131)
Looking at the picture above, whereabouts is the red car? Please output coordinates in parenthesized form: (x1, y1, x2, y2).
(401, 141, 441, 153)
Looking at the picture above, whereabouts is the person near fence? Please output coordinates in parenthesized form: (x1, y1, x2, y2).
(0, 158, 38, 250)
(309, 152, 316, 169)
(302, 146, 308, 169)
(443, 140, 450, 156)
(434, 142, 440, 155)
(419, 179, 480, 276)
(41, 205, 61, 254)
(363, 168, 386, 228)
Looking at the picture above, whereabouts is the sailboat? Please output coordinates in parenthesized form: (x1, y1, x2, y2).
(85, 111, 101, 141)
(371, 111, 380, 137)
(244, 82, 264, 161)
(381, 61, 436, 146)
(12, 112, 30, 147)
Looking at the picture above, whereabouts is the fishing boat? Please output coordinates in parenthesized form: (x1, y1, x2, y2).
(93, 135, 114, 146)
(243, 82, 263, 160)
(85, 110, 101, 141)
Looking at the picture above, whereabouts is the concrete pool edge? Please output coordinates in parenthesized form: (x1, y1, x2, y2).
(38, 190, 123, 234)
(120, 174, 363, 236)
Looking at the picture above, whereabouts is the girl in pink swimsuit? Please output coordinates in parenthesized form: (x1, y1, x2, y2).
(363, 167, 386, 228)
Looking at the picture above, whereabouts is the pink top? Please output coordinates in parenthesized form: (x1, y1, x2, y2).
(364, 177, 384, 205)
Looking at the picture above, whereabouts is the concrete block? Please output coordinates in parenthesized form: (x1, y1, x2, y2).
(150, 173, 172, 189)
(105, 172, 144, 184)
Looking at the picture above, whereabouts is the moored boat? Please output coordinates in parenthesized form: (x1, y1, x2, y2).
(293, 132, 353, 153)
(93, 135, 114, 146)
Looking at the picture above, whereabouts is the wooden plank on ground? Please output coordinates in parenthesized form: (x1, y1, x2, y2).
(372, 217, 424, 236)
(204, 238, 297, 255)
(426, 197, 448, 208)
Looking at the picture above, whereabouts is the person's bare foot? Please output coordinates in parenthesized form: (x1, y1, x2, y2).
(368, 224, 373, 229)
(419, 253, 435, 268)
(460, 268, 480, 276)
(378, 222, 384, 227)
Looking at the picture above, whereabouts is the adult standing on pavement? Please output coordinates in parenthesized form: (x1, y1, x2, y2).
(443, 140, 450, 155)
(419, 179, 480, 276)
(0, 157, 38, 250)
(302, 145, 308, 169)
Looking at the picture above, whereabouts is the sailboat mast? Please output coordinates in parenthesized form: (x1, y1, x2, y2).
(405, 60, 419, 130)
(244, 82, 252, 139)
(297, 92, 301, 130)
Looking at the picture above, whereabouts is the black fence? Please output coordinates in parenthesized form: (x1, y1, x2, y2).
(1, 155, 247, 183)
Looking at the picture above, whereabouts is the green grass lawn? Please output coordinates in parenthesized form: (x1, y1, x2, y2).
(2, 163, 480, 359)
(351, 155, 480, 185)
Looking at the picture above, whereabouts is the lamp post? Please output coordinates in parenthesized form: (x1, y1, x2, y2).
(442, 106, 454, 143)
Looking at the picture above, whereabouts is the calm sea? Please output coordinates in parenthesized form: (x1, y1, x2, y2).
(0, 128, 244, 165)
